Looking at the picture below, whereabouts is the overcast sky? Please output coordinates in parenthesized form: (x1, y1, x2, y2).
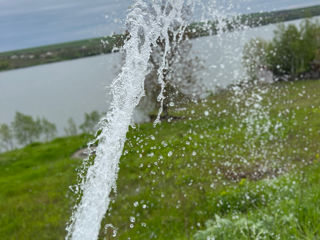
(0, 0, 319, 52)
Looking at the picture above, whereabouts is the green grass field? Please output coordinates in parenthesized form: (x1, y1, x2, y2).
(0, 80, 319, 239)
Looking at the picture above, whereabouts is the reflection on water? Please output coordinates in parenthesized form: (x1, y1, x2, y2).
(0, 17, 317, 134)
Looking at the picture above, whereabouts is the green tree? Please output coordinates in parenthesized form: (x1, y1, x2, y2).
(298, 19, 320, 73)
(243, 38, 270, 80)
(143, 38, 204, 119)
(64, 118, 78, 136)
(79, 111, 101, 134)
(121, 2, 204, 119)
(40, 118, 57, 142)
(243, 19, 320, 80)
(270, 23, 302, 77)
(11, 112, 42, 145)
(0, 124, 14, 151)
(0, 60, 9, 71)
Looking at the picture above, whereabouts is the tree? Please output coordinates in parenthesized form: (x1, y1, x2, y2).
(79, 111, 101, 134)
(121, 2, 204, 119)
(0, 124, 14, 151)
(243, 19, 320, 81)
(143, 37, 204, 118)
(11, 112, 42, 145)
(40, 118, 57, 142)
(64, 118, 78, 136)
(242, 38, 270, 81)
(270, 23, 302, 77)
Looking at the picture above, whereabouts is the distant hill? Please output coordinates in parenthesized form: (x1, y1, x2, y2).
(1, 4, 320, 72)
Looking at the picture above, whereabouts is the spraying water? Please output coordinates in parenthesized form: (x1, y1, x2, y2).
(65, 0, 291, 238)
(66, 1, 195, 239)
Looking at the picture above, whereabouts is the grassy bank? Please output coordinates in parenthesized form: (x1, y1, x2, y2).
(0, 80, 319, 239)
(1, 5, 320, 72)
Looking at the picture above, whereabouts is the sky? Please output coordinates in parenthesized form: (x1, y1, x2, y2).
(0, 0, 319, 52)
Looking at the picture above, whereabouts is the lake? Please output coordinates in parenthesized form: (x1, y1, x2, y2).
(0, 17, 317, 134)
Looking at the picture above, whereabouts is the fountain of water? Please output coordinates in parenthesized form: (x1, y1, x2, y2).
(65, 0, 293, 239)
(66, 1, 197, 239)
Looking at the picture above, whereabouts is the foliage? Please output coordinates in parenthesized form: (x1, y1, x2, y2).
(40, 118, 57, 142)
(11, 112, 42, 145)
(140, 39, 204, 118)
(0, 124, 14, 151)
(79, 111, 101, 134)
(269, 19, 320, 77)
(7, 113, 57, 147)
(243, 19, 320, 80)
(0, 60, 9, 70)
(122, 3, 204, 118)
(243, 38, 270, 81)
(194, 166, 320, 240)
(64, 118, 78, 136)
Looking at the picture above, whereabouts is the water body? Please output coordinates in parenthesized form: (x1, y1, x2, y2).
(194, 16, 320, 89)
(0, 54, 120, 134)
(0, 17, 318, 134)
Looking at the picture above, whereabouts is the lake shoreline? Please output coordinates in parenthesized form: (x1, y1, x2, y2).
(1, 4, 320, 72)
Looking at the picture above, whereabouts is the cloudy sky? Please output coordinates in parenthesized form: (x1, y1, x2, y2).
(0, 0, 319, 52)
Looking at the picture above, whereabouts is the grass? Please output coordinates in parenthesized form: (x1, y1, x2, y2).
(0, 79, 319, 239)
(0, 136, 89, 239)
(194, 162, 320, 239)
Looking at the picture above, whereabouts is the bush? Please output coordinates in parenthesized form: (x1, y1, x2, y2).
(0, 124, 14, 151)
(243, 19, 320, 80)
(11, 112, 57, 146)
(79, 111, 101, 134)
(0, 60, 9, 71)
(64, 118, 78, 136)
(40, 118, 57, 142)
(11, 112, 42, 145)
(194, 165, 320, 240)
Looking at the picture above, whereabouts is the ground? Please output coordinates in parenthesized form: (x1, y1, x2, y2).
(0, 79, 319, 239)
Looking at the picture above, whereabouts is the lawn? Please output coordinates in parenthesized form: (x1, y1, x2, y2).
(0, 79, 319, 239)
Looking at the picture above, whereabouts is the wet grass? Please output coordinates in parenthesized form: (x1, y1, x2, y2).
(0, 79, 319, 239)
(0, 136, 89, 239)
(194, 162, 320, 239)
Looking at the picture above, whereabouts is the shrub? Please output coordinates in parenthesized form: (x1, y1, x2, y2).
(243, 19, 320, 80)
(40, 118, 57, 142)
(79, 111, 101, 134)
(0, 123, 14, 151)
(64, 118, 78, 136)
(11, 112, 42, 145)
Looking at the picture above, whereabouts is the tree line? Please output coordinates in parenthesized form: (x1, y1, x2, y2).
(0, 111, 102, 152)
